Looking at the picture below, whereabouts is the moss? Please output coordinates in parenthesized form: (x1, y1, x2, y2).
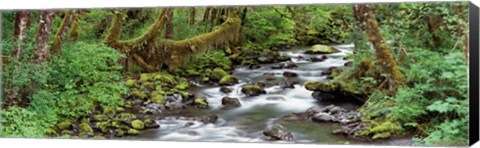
(115, 129, 126, 137)
(93, 135, 106, 139)
(127, 128, 140, 135)
(45, 128, 58, 137)
(140, 81, 155, 89)
(277, 55, 291, 61)
(125, 79, 138, 88)
(116, 113, 137, 120)
(116, 107, 125, 112)
(93, 114, 108, 121)
(151, 93, 165, 105)
(211, 68, 229, 81)
(81, 117, 90, 124)
(144, 119, 155, 125)
(79, 123, 94, 134)
(56, 120, 72, 130)
(194, 98, 209, 108)
(373, 132, 391, 139)
(219, 75, 239, 86)
(152, 73, 177, 85)
(131, 90, 148, 99)
(140, 73, 153, 82)
(344, 53, 353, 59)
(61, 130, 73, 136)
(304, 81, 337, 92)
(202, 76, 210, 82)
(174, 78, 190, 90)
(125, 101, 134, 108)
(131, 119, 145, 130)
(306, 44, 341, 54)
(96, 122, 110, 133)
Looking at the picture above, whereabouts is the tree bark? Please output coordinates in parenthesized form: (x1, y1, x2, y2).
(202, 7, 211, 23)
(50, 10, 77, 54)
(355, 4, 403, 86)
(189, 8, 196, 25)
(165, 9, 174, 39)
(69, 13, 79, 42)
(12, 11, 30, 59)
(34, 10, 55, 63)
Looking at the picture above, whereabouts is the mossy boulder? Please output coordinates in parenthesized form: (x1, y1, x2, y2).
(211, 68, 229, 81)
(116, 113, 137, 120)
(194, 98, 209, 109)
(241, 84, 266, 96)
(140, 81, 155, 90)
(131, 119, 145, 130)
(127, 128, 140, 135)
(304, 81, 338, 92)
(79, 123, 94, 134)
(96, 121, 110, 133)
(93, 114, 109, 121)
(45, 128, 59, 137)
(306, 44, 341, 54)
(276, 55, 291, 62)
(219, 75, 239, 86)
(56, 120, 72, 130)
(115, 129, 126, 137)
(131, 90, 148, 99)
(102, 106, 116, 114)
(174, 78, 190, 90)
(61, 130, 73, 136)
(125, 79, 138, 88)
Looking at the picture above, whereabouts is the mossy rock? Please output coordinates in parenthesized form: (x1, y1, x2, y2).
(116, 113, 137, 120)
(140, 82, 155, 90)
(257, 56, 272, 63)
(131, 119, 145, 130)
(115, 129, 126, 137)
(174, 78, 190, 90)
(211, 68, 229, 81)
(61, 130, 73, 136)
(131, 90, 148, 100)
(219, 75, 239, 86)
(93, 114, 108, 121)
(116, 107, 125, 112)
(93, 135, 106, 139)
(127, 128, 140, 135)
(194, 98, 209, 109)
(277, 55, 291, 62)
(56, 120, 72, 130)
(45, 128, 59, 137)
(306, 44, 341, 54)
(144, 119, 155, 125)
(96, 121, 110, 133)
(125, 79, 138, 88)
(304, 81, 338, 92)
(344, 53, 353, 59)
(151, 93, 165, 105)
(79, 123, 94, 134)
(102, 106, 116, 114)
(80, 117, 91, 124)
(125, 101, 134, 108)
(201, 76, 210, 83)
(241, 84, 266, 96)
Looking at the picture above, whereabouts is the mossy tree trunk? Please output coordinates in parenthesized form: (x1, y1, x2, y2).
(50, 10, 77, 54)
(165, 10, 174, 39)
(202, 7, 211, 23)
(12, 11, 30, 59)
(104, 8, 241, 72)
(354, 4, 403, 88)
(68, 12, 80, 42)
(34, 10, 55, 63)
(189, 8, 196, 26)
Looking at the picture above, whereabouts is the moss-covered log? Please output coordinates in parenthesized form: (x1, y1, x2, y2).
(104, 8, 241, 71)
(355, 4, 403, 87)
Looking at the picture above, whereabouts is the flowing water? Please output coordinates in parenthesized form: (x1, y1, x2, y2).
(134, 44, 413, 145)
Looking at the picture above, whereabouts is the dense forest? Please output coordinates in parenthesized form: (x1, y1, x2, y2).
(0, 2, 469, 146)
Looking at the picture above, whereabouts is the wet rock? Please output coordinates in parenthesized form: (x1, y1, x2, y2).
(332, 126, 352, 135)
(304, 81, 337, 92)
(308, 55, 328, 62)
(266, 77, 276, 81)
(344, 61, 353, 67)
(276, 55, 291, 62)
(200, 115, 218, 124)
(222, 97, 241, 109)
(248, 64, 261, 69)
(283, 71, 298, 78)
(271, 62, 297, 69)
(279, 81, 296, 89)
(184, 122, 195, 127)
(306, 44, 341, 54)
(211, 68, 229, 81)
(281, 113, 309, 121)
(263, 124, 293, 141)
(220, 87, 233, 93)
(131, 119, 145, 130)
(93, 114, 108, 122)
(127, 129, 140, 135)
(305, 106, 323, 117)
(144, 119, 160, 129)
(219, 75, 239, 86)
(312, 112, 335, 122)
(334, 111, 362, 124)
(312, 91, 336, 102)
(143, 103, 163, 115)
(165, 94, 184, 110)
(266, 96, 286, 101)
(241, 84, 266, 96)
(263, 73, 275, 76)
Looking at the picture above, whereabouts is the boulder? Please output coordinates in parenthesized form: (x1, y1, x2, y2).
(131, 119, 145, 130)
(222, 97, 241, 109)
(211, 68, 229, 81)
(219, 75, 239, 86)
(263, 124, 293, 141)
(220, 87, 233, 93)
(283, 71, 298, 78)
(271, 62, 297, 69)
(241, 84, 266, 96)
(312, 112, 335, 122)
(312, 91, 336, 102)
(306, 44, 341, 54)
(305, 106, 323, 117)
(304, 81, 337, 92)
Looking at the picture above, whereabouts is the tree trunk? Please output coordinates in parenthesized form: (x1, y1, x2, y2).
(50, 10, 77, 54)
(34, 10, 55, 63)
(202, 7, 211, 23)
(12, 11, 30, 59)
(165, 10, 174, 39)
(69, 13, 79, 42)
(355, 4, 403, 86)
(189, 8, 196, 25)
(210, 8, 218, 23)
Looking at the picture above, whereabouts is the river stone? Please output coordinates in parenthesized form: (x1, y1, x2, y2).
(312, 112, 335, 122)
(304, 81, 337, 92)
(344, 61, 353, 67)
(184, 122, 195, 127)
(222, 97, 241, 109)
(220, 87, 233, 93)
(279, 81, 296, 89)
(271, 62, 297, 69)
(266, 77, 276, 81)
(263, 124, 293, 141)
(312, 91, 336, 102)
(165, 93, 184, 110)
(249, 63, 262, 69)
(283, 71, 298, 78)
(241, 84, 266, 96)
(281, 113, 309, 121)
(219, 75, 239, 86)
(306, 44, 341, 54)
(306, 106, 323, 117)
(328, 106, 346, 115)
(200, 115, 218, 124)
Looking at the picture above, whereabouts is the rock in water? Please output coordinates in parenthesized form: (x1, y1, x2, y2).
(312, 112, 335, 122)
(312, 91, 336, 102)
(283, 71, 298, 78)
(263, 124, 293, 141)
(241, 84, 266, 96)
(222, 97, 241, 109)
(305, 44, 341, 54)
(219, 75, 239, 86)
(219, 87, 233, 93)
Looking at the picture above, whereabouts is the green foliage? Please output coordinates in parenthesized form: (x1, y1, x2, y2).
(0, 107, 50, 137)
